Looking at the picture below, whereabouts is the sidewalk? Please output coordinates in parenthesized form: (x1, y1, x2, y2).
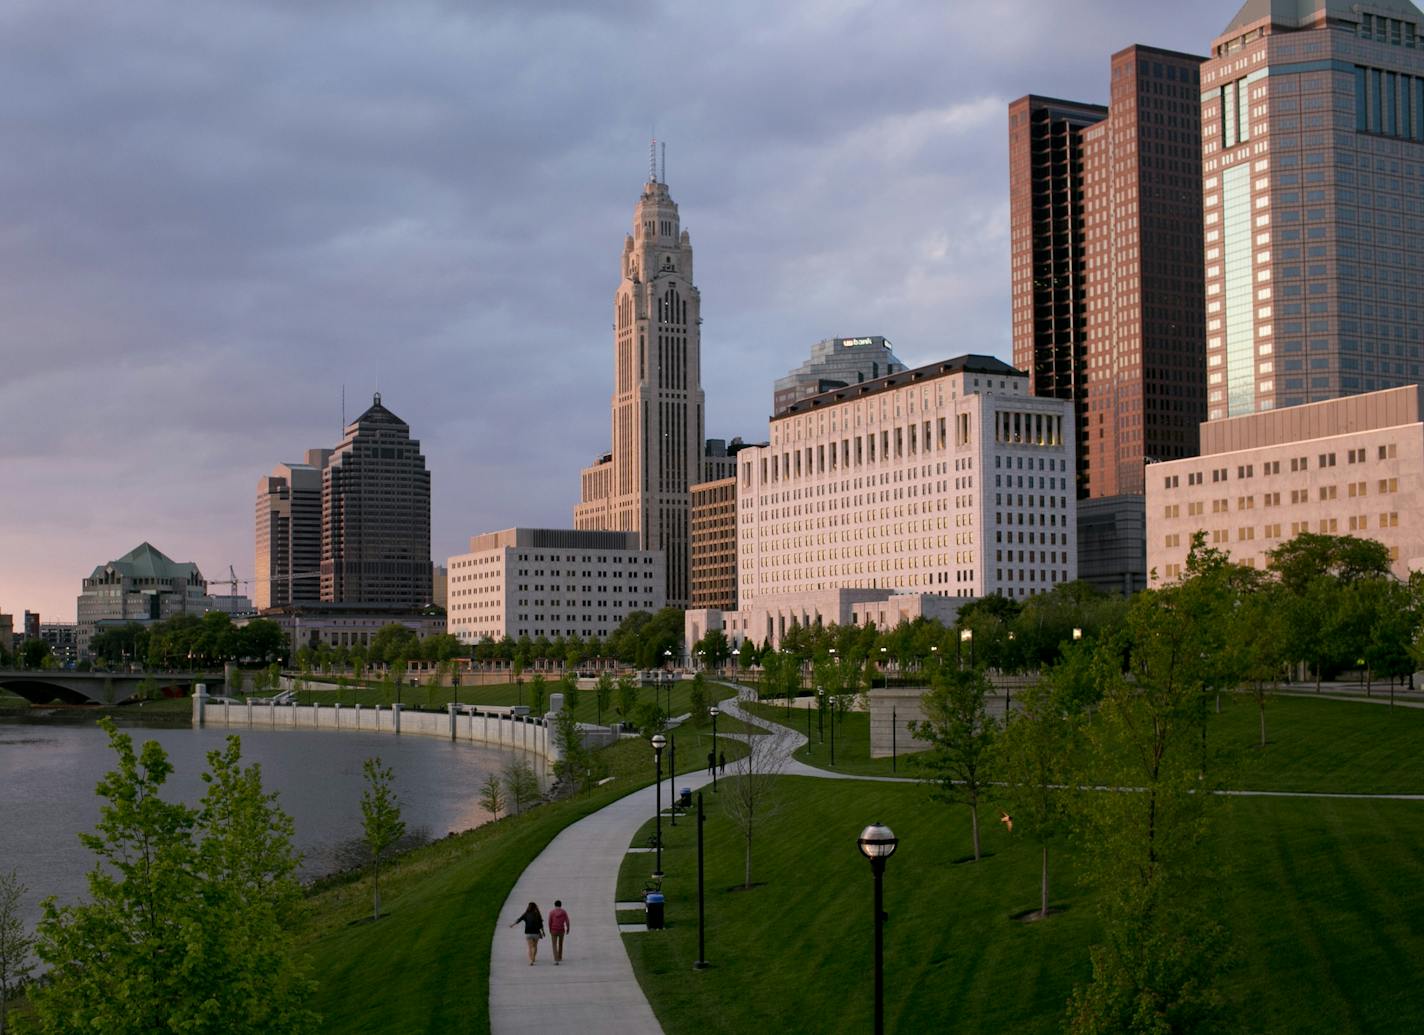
(488, 761, 715, 1035)
(487, 687, 902, 1035)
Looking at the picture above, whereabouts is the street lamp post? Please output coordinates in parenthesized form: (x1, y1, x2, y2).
(858, 823, 899, 1035)
(879, 645, 888, 689)
(663, 648, 673, 716)
(709, 706, 720, 792)
(453, 668, 461, 710)
(669, 734, 677, 827)
(730, 646, 740, 682)
(959, 628, 974, 670)
(694, 790, 709, 970)
(892, 706, 898, 773)
(1072, 627, 1083, 642)
(818, 688, 825, 744)
(651, 734, 667, 879)
(829, 692, 836, 766)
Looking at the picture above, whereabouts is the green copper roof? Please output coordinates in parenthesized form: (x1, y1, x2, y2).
(89, 542, 205, 583)
(1225, 0, 1422, 34)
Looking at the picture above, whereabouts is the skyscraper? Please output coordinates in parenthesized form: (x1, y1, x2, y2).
(1009, 95, 1108, 498)
(254, 449, 329, 609)
(321, 394, 432, 609)
(1203, 1, 1424, 420)
(575, 161, 705, 608)
(1011, 46, 1206, 500)
(773, 336, 907, 416)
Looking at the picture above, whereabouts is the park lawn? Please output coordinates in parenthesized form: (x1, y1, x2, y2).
(750, 694, 1424, 794)
(296, 730, 747, 1035)
(621, 776, 1424, 1035)
(288, 679, 755, 732)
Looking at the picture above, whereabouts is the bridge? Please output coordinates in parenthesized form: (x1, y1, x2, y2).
(0, 670, 228, 706)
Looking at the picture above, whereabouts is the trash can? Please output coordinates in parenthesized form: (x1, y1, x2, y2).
(678, 786, 692, 808)
(645, 893, 665, 930)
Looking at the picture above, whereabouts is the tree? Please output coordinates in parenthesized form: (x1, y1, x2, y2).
(0, 870, 34, 1035)
(996, 681, 1077, 920)
(1066, 588, 1230, 1034)
(18, 639, 50, 671)
(616, 674, 639, 722)
(360, 757, 405, 922)
(479, 773, 507, 820)
(503, 759, 541, 815)
(909, 668, 998, 861)
(721, 727, 791, 888)
(694, 629, 731, 669)
(552, 708, 592, 791)
(595, 672, 614, 726)
(688, 672, 708, 727)
(32, 721, 314, 1034)
(529, 673, 547, 715)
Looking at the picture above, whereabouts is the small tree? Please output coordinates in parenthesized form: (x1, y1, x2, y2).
(0, 870, 34, 1035)
(909, 668, 997, 862)
(688, 672, 708, 728)
(503, 759, 542, 814)
(530, 673, 547, 715)
(997, 682, 1077, 919)
(360, 757, 405, 922)
(552, 708, 592, 791)
(595, 672, 614, 725)
(478, 773, 507, 820)
(722, 728, 791, 888)
(616, 674, 639, 722)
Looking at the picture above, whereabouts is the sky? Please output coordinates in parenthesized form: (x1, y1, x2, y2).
(0, 0, 1234, 622)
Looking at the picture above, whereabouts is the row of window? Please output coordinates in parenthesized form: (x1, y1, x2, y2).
(1162, 443, 1400, 488)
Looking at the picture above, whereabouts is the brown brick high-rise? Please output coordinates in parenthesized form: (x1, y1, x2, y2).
(320, 394, 432, 609)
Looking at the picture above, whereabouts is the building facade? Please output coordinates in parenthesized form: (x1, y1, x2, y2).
(1147, 384, 1424, 583)
(773, 336, 907, 416)
(255, 450, 329, 610)
(1009, 95, 1108, 496)
(1202, 0, 1424, 420)
(76, 543, 212, 658)
(690, 476, 738, 611)
(321, 394, 432, 609)
(447, 528, 666, 644)
(38, 623, 79, 666)
(574, 168, 704, 609)
(687, 587, 966, 653)
(248, 605, 445, 653)
(735, 356, 1077, 608)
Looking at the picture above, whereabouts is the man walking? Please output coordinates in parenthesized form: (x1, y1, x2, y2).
(548, 899, 571, 965)
(706, 750, 715, 775)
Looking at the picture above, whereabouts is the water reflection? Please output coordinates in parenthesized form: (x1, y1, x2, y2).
(0, 712, 544, 933)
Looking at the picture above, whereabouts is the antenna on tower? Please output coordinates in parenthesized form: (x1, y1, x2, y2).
(661, 141, 666, 184)
(649, 135, 657, 182)
(341, 384, 346, 430)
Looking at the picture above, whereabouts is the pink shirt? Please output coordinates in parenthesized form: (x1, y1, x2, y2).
(548, 907, 570, 934)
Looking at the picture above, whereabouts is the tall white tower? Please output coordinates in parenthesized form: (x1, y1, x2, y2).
(576, 157, 704, 608)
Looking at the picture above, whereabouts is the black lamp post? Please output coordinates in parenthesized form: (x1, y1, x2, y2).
(879, 645, 887, 689)
(730, 646, 740, 681)
(858, 822, 899, 1035)
(709, 706, 720, 792)
(651, 733, 667, 879)
(694, 790, 709, 970)
(453, 668, 461, 710)
(829, 693, 836, 766)
(818, 688, 825, 744)
(663, 648, 673, 716)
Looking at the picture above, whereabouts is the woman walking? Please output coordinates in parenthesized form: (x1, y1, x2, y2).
(509, 901, 544, 965)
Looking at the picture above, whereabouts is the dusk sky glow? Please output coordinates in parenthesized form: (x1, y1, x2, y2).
(0, 1, 1229, 621)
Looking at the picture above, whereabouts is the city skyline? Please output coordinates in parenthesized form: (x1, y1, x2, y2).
(0, 2, 1228, 620)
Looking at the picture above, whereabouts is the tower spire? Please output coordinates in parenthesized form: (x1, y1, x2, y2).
(649, 136, 657, 183)
(661, 141, 666, 185)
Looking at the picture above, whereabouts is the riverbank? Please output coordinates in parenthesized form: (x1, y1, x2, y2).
(293, 724, 741, 1034)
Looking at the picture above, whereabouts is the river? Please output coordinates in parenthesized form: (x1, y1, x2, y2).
(0, 709, 544, 934)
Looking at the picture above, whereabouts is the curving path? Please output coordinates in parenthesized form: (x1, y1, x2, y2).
(488, 684, 1424, 1034)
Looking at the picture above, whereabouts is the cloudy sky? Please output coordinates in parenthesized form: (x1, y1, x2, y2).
(0, 0, 1232, 621)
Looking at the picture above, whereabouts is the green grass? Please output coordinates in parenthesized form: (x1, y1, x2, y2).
(296, 730, 746, 1035)
(287, 679, 756, 732)
(619, 776, 1424, 1035)
(748, 694, 1424, 794)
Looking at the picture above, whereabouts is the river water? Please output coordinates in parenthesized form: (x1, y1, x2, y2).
(0, 710, 543, 934)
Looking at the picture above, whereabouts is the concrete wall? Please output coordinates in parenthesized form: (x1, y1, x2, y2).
(192, 689, 619, 765)
(867, 676, 1036, 758)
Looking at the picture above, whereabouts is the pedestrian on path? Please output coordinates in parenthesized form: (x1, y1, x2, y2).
(706, 750, 715, 774)
(548, 900, 571, 964)
(510, 901, 544, 965)
(719, 750, 726, 774)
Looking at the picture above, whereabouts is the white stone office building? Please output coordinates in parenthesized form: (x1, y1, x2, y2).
(1148, 384, 1424, 583)
(688, 356, 1077, 648)
(447, 528, 665, 644)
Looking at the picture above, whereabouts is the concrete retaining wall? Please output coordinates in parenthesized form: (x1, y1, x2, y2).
(190, 688, 620, 765)
(867, 675, 1037, 758)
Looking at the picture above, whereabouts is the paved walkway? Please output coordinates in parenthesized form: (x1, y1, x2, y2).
(489, 684, 1424, 1034)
